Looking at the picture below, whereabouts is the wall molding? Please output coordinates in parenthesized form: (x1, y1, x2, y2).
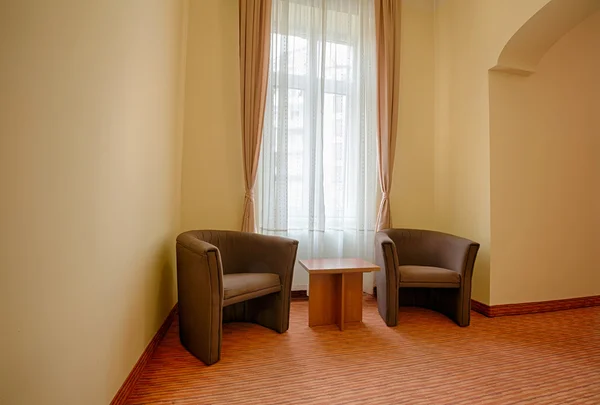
(110, 304, 178, 405)
(471, 296, 600, 318)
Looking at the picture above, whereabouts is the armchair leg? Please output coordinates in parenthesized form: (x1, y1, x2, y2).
(376, 277, 398, 327)
(433, 288, 471, 327)
(454, 290, 471, 327)
(222, 301, 248, 323)
(380, 303, 398, 327)
(397, 288, 471, 327)
(456, 313, 470, 327)
(247, 292, 291, 333)
(222, 292, 291, 333)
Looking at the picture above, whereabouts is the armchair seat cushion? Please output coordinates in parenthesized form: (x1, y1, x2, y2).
(398, 265, 460, 288)
(223, 273, 281, 306)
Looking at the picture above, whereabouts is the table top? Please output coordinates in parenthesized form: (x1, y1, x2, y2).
(298, 258, 380, 274)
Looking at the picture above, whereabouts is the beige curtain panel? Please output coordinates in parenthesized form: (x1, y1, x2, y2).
(239, 0, 272, 232)
(374, 0, 401, 231)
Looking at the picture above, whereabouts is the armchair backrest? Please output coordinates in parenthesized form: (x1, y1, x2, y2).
(184, 230, 298, 276)
(186, 230, 253, 275)
(380, 229, 478, 273)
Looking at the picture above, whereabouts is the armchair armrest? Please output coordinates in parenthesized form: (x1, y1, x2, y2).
(176, 232, 224, 301)
(176, 232, 225, 365)
(177, 232, 219, 257)
(374, 231, 399, 285)
(374, 231, 401, 326)
(452, 241, 479, 283)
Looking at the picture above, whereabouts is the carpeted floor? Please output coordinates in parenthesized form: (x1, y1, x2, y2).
(126, 297, 600, 404)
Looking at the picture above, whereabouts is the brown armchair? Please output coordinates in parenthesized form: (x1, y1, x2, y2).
(375, 229, 479, 327)
(176, 230, 298, 365)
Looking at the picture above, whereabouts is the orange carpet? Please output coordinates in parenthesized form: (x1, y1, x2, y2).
(126, 297, 600, 404)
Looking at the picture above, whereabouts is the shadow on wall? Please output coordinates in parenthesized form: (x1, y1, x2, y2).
(154, 241, 178, 327)
(108, 239, 177, 394)
(488, 2, 600, 305)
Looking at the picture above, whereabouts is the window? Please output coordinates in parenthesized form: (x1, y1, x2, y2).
(257, 0, 377, 260)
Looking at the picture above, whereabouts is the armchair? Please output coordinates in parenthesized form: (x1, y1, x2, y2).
(375, 229, 479, 327)
(176, 230, 298, 365)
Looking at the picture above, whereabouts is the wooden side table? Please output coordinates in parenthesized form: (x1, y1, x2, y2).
(299, 258, 380, 331)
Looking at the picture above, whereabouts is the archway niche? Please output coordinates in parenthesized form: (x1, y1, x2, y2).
(490, 0, 600, 76)
(488, 2, 600, 305)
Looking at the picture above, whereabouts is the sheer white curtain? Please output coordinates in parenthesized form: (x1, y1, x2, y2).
(257, 0, 378, 268)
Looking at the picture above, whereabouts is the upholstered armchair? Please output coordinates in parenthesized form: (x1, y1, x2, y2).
(375, 229, 480, 327)
(176, 230, 299, 365)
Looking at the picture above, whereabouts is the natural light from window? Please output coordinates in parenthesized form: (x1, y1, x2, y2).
(257, 0, 378, 262)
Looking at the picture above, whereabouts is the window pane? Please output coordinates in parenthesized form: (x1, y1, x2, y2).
(288, 88, 304, 215)
(323, 93, 347, 218)
(260, 0, 378, 258)
(325, 42, 352, 81)
(272, 34, 307, 76)
(289, 36, 308, 76)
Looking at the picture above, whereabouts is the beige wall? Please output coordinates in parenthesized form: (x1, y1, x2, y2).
(489, 11, 600, 305)
(0, 1, 188, 404)
(180, 0, 245, 232)
(390, 0, 436, 230)
(433, 0, 551, 304)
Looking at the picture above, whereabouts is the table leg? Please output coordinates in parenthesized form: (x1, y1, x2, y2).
(308, 273, 342, 327)
(308, 272, 364, 330)
(339, 274, 346, 331)
(343, 272, 363, 324)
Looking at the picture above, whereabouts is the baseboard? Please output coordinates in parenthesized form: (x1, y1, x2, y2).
(373, 288, 600, 317)
(471, 295, 600, 317)
(291, 290, 308, 300)
(470, 299, 491, 317)
(110, 304, 178, 405)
